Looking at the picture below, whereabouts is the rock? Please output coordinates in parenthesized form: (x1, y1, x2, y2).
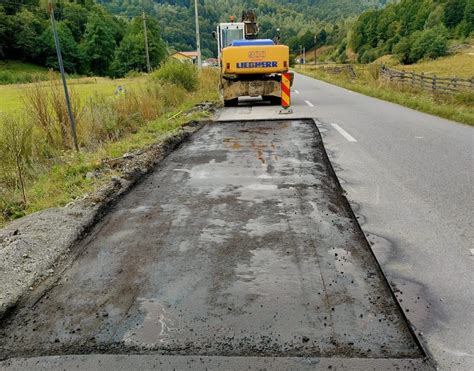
(111, 176, 122, 186)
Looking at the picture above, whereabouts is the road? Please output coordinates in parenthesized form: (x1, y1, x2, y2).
(0, 73, 471, 370)
(0, 119, 428, 370)
(219, 72, 474, 370)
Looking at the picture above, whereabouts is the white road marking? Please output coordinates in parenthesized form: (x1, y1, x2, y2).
(331, 123, 357, 142)
(470, 249, 474, 256)
(294, 89, 300, 94)
(305, 100, 314, 107)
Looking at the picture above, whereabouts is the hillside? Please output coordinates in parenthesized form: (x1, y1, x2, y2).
(349, 0, 474, 64)
(97, 0, 393, 57)
(0, 0, 167, 77)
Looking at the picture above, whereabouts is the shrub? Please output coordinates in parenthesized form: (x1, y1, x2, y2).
(409, 27, 448, 63)
(393, 37, 413, 64)
(360, 49, 380, 64)
(152, 60, 199, 92)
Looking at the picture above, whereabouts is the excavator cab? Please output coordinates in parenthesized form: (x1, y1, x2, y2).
(216, 22, 245, 59)
(215, 11, 259, 59)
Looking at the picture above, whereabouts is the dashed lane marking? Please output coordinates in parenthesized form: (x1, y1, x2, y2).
(305, 100, 314, 107)
(294, 89, 300, 94)
(331, 123, 358, 143)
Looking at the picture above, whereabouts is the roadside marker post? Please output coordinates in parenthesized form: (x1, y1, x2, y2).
(279, 72, 293, 114)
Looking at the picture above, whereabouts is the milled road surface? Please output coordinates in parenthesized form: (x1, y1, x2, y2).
(219, 72, 474, 370)
(0, 120, 427, 369)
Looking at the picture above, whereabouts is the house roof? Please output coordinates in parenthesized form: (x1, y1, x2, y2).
(173, 51, 198, 58)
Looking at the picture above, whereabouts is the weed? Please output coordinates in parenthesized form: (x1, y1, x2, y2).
(0, 114, 33, 206)
(152, 60, 199, 92)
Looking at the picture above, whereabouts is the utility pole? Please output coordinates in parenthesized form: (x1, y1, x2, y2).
(142, 10, 151, 73)
(299, 45, 302, 68)
(303, 47, 306, 65)
(314, 35, 317, 65)
(47, 0, 79, 152)
(194, 0, 202, 69)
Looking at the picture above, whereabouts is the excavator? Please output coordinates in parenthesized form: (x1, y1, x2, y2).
(214, 10, 292, 106)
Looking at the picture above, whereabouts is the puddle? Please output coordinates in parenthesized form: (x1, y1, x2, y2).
(123, 299, 176, 346)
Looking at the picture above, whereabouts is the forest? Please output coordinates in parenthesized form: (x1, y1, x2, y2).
(349, 0, 474, 64)
(0, 0, 473, 78)
(97, 0, 392, 59)
(0, 0, 166, 76)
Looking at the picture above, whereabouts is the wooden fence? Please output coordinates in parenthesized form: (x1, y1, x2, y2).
(312, 64, 357, 78)
(380, 66, 474, 93)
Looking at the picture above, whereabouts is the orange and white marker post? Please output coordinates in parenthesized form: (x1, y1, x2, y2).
(280, 72, 293, 114)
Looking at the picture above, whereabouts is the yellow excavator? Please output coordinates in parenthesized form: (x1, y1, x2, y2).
(214, 10, 291, 106)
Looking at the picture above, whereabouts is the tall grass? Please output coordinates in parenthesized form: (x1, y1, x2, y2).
(0, 66, 220, 224)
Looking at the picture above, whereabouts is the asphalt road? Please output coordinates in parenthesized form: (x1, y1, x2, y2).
(0, 119, 428, 370)
(219, 72, 474, 370)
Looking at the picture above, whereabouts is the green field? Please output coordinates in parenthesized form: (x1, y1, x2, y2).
(0, 66, 220, 226)
(0, 76, 146, 114)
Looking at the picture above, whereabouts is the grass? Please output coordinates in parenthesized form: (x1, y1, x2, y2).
(25, 109, 211, 215)
(0, 76, 145, 115)
(373, 44, 474, 79)
(0, 67, 220, 226)
(393, 45, 474, 79)
(0, 60, 50, 85)
(299, 64, 474, 126)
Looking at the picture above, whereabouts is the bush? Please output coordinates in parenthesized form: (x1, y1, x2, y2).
(360, 49, 380, 64)
(409, 27, 448, 63)
(393, 37, 412, 64)
(152, 60, 199, 92)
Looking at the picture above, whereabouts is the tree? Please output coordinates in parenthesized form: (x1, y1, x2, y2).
(393, 36, 412, 64)
(12, 9, 45, 62)
(0, 7, 13, 58)
(409, 27, 448, 63)
(39, 22, 85, 73)
(62, 2, 89, 42)
(111, 17, 166, 76)
(444, 0, 467, 28)
(81, 13, 116, 75)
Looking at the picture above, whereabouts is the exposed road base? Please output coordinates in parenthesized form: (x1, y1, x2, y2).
(0, 119, 427, 367)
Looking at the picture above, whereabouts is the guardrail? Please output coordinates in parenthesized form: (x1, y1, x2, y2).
(380, 66, 474, 93)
